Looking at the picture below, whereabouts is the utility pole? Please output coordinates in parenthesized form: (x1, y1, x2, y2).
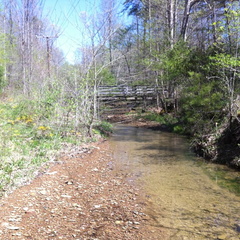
(36, 35, 58, 78)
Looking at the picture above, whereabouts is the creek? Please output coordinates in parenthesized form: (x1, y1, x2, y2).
(110, 124, 240, 240)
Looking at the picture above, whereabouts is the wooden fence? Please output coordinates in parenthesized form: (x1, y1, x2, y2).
(97, 85, 169, 115)
(97, 85, 166, 101)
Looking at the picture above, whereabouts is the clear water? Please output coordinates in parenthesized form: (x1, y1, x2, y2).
(110, 125, 240, 240)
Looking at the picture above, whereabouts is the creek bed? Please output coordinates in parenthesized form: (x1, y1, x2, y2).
(110, 125, 240, 240)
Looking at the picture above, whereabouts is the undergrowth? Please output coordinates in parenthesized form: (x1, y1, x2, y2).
(93, 121, 113, 137)
(0, 96, 107, 196)
(140, 112, 184, 133)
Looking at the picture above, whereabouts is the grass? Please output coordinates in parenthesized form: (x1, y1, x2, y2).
(93, 121, 113, 137)
(0, 96, 108, 197)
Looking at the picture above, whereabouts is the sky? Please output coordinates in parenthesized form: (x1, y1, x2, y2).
(42, 0, 127, 64)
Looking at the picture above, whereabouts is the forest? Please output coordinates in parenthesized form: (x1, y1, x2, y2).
(0, 0, 239, 191)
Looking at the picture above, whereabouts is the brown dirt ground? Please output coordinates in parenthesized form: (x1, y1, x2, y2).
(0, 117, 166, 240)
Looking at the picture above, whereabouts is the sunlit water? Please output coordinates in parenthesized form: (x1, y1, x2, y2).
(110, 125, 240, 240)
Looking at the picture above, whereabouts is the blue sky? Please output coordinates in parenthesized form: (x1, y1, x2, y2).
(43, 0, 95, 64)
(43, 0, 127, 64)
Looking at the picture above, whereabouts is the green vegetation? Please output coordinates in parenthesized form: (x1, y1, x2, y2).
(179, 71, 226, 136)
(142, 112, 178, 127)
(93, 121, 113, 137)
(99, 68, 116, 85)
(0, 97, 110, 196)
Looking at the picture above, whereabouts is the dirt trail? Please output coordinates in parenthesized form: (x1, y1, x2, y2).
(0, 138, 164, 240)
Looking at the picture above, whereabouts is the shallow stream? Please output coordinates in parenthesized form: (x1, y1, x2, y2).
(110, 125, 240, 240)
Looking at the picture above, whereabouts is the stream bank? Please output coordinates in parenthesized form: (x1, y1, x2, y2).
(107, 113, 240, 169)
(192, 117, 240, 169)
(0, 139, 164, 239)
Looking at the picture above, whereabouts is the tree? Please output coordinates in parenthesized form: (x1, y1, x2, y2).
(209, 1, 240, 124)
(180, 71, 226, 135)
(0, 32, 10, 90)
(60, 0, 123, 136)
(180, 0, 200, 41)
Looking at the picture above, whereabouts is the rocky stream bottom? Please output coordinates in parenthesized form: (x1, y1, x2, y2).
(0, 138, 164, 240)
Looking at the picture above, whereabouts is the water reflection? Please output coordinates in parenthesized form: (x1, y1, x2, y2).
(110, 125, 240, 240)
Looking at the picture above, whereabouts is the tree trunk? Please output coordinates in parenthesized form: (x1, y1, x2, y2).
(181, 0, 199, 41)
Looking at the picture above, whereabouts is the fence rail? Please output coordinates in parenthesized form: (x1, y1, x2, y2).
(97, 85, 176, 115)
(98, 85, 166, 101)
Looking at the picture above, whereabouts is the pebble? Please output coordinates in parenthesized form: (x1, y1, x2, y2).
(8, 218, 21, 222)
(7, 226, 20, 230)
(12, 232, 22, 236)
(72, 203, 82, 208)
(92, 168, 99, 172)
(46, 171, 58, 175)
(23, 207, 29, 212)
(65, 181, 74, 185)
(61, 195, 72, 198)
(24, 209, 35, 214)
(217, 234, 228, 240)
(39, 190, 47, 195)
(115, 220, 124, 225)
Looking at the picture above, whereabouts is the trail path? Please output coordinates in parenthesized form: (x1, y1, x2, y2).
(0, 139, 164, 240)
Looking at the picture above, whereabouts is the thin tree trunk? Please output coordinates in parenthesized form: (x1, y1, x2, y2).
(168, 0, 175, 48)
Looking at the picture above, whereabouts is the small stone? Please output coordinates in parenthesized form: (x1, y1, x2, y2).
(61, 195, 72, 198)
(39, 190, 47, 195)
(65, 181, 73, 185)
(92, 168, 99, 172)
(7, 226, 20, 230)
(24, 209, 35, 214)
(8, 218, 20, 222)
(46, 171, 57, 175)
(217, 234, 228, 240)
(12, 232, 22, 236)
(29, 192, 37, 196)
(132, 226, 139, 229)
(115, 220, 123, 225)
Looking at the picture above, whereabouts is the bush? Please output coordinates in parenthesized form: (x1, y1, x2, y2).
(93, 121, 113, 136)
(173, 125, 185, 134)
(179, 72, 226, 135)
(0, 96, 93, 196)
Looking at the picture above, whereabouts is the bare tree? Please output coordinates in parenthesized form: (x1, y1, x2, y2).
(60, 1, 122, 135)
